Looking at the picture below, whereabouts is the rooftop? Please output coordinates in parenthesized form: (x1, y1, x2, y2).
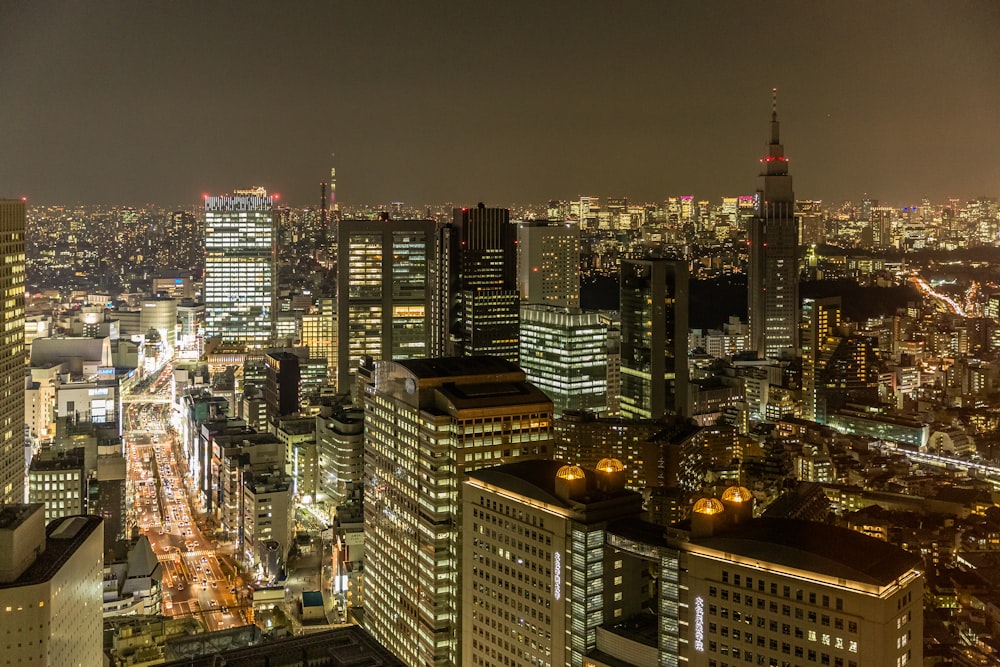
(467, 460, 642, 517)
(395, 355, 523, 380)
(0, 504, 44, 530)
(276, 418, 317, 435)
(0, 514, 102, 590)
(608, 516, 921, 587)
(692, 518, 921, 586)
(436, 379, 551, 412)
(159, 625, 404, 667)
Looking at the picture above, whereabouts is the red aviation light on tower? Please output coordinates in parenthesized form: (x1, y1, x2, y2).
(202, 193, 209, 200)
(272, 193, 281, 201)
(20, 196, 27, 202)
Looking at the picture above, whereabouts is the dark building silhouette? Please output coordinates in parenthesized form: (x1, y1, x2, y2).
(436, 204, 519, 363)
(264, 351, 300, 428)
(619, 257, 689, 420)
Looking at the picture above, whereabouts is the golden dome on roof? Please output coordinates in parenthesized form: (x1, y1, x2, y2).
(556, 465, 585, 481)
(692, 497, 725, 515)
(596, 458, 625, 473)
(721, 486, 753, 503)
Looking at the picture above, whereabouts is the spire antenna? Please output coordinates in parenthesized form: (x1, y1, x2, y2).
(769, 88, 781, 145)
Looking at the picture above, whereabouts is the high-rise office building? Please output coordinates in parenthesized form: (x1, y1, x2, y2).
(605, 494, 923, 667)
(516, 220, 581, 308)
(796, 199, 825, 247)
(460, 473, 923, 667)
(0, 198, 25, 505)
(802, 297, 842, 423)
(335, 218, 436, 390)
(802, 296, 880, 424)
(0, 507, 104, 667)
(301, 297, 336, 383)
(264, 351, 301, 428)
(519, 305, 607, 416)
(619, 257, 689, 420)
(436, 205, 520, 363)
(816, 336, 880, 424)
(748, 91, 800, 359)
(28, 448, 86, 523)
(870, 205, 895, 250)
(462, 460, 645, 667)
(203, 188, 277, 348)
(360, 357, 553, 667)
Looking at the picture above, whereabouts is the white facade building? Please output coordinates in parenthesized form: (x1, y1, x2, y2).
(204, 188, 276, 348)
(0, 507, 104, 667)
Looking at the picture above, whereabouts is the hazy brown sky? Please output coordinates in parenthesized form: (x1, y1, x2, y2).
(2, 1, 998, 207)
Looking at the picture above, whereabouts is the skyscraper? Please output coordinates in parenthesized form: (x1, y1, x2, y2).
(203, 188, 277, 349)
(516, 220, 581, 308)
(300, 297, 336, 382)
(801, 297, 842, 422)
(360, 357, 552, 667)
(619, 257, 689, 420)
(264, 351, 301, 429)
(436, 205, 520, 363)
(796, 199, 825, 247)
(870, 204, 895, 250)
(808, 329, 881, 425)
(519, 305, 607, 416)
(335, 217, 436, 390)
(0, 198, 25, 505)
(611, 494, 923, 667)
(748, 90, 800, 359)
(462, 460, 644, 667)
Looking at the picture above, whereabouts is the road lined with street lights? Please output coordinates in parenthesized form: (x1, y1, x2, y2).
(125, 365, 249, 631)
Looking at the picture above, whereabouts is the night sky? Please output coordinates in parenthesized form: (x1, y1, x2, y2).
(2, 1, 998, 207)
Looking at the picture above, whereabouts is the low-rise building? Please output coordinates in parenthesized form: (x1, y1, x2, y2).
(103, 535, 163, 618)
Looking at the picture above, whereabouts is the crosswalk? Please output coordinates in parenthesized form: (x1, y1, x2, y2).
(156, 548, 219, 562)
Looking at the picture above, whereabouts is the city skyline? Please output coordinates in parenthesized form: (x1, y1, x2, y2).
(2, 2, 999, 207)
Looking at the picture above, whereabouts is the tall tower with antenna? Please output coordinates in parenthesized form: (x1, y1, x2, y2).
(320, 181, 328, 222)
(330, 156, 338, 213)
(747, 88, 799, 359)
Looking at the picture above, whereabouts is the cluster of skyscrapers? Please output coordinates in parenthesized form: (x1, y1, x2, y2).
(0, 100, 934, 667)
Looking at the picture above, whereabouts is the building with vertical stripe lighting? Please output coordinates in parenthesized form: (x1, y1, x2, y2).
(619, 257, 689, 420)
(0, 198, 26, 505)
(203, 188, 277, 349)
(463, 460, 644, 667)
(748, 91, 800, 360)
(360, 357, 552, 667)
